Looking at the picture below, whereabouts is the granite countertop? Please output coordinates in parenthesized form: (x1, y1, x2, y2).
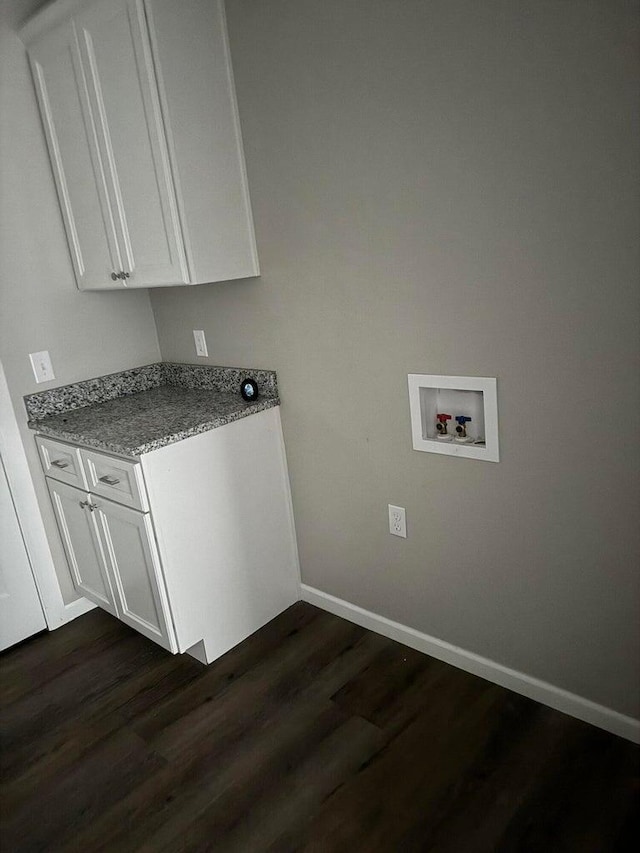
(25, 363, 279, 457)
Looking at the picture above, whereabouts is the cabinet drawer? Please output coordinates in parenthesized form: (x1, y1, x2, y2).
(80, 449, 148, 512)
(36, 436, 87, 488)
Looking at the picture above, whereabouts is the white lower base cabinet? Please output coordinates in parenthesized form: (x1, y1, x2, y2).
(47, 479, 176, 651)
(40, 407, 300, 663)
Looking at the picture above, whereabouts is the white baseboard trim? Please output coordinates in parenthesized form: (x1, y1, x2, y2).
(301, 584, 640, 744)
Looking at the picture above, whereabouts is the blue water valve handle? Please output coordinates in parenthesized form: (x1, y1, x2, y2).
(455, 416, 472, 425)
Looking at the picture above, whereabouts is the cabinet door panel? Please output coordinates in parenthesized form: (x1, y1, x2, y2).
(95, 499, 176, 651)
(47, 479, 117, 615)
(76, 0, 188, 287)
(29, 21, 122, 290)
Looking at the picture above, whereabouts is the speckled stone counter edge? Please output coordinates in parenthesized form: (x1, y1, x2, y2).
(24, 363, 278, 420)
(31, 397, 281, 457)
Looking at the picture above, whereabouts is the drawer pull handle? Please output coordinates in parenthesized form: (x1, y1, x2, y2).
(51, 459, 70, 469)
(99, 474, 121, 485)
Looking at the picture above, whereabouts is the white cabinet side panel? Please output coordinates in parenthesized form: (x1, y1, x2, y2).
(141, 407, 299, 659)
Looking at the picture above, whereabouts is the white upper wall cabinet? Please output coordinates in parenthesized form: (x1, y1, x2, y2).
(21, 0, 259, 290)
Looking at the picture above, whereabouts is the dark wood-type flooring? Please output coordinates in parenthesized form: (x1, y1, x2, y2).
(1, 603, 638, 852)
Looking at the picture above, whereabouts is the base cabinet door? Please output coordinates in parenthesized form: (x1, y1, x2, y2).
(94, 497, 176, 652)
(47, 479, 118, 616)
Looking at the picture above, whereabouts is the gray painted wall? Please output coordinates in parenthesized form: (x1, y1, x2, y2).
(0, 1, 161, 601)
(150, 0, 640, 717)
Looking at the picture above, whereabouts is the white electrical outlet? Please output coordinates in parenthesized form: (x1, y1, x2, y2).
(193, 329, 208, 357)
(388, 504, 407, 538)
(29, 350, 55, 383)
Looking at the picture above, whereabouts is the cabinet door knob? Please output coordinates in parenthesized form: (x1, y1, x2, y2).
(79, 500, 99, 511)
(110, 271, 131, 281)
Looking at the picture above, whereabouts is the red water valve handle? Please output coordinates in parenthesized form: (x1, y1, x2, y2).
(436, 413, 452, 423)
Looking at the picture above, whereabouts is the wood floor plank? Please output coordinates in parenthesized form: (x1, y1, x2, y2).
(137, 611, 367, 762)
(330, 638, 488, 741)
(389, 696, 568, 852)
(494, 722, 640, 852)
(129, 601, 322, 744)
(1, 648, 202, 811)
(0, 609, 130, 706)
(298, 676, 506, 852)
(66, 626, 388, 852)
(330, 640, 438, 726)
(0, 630, 167, 780)
(174, 712, 384, 853)
(1, 602, 637, 853)
(1, 726, 166, 851)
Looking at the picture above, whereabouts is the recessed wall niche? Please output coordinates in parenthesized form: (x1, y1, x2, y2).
(408, 374, 500, 462)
